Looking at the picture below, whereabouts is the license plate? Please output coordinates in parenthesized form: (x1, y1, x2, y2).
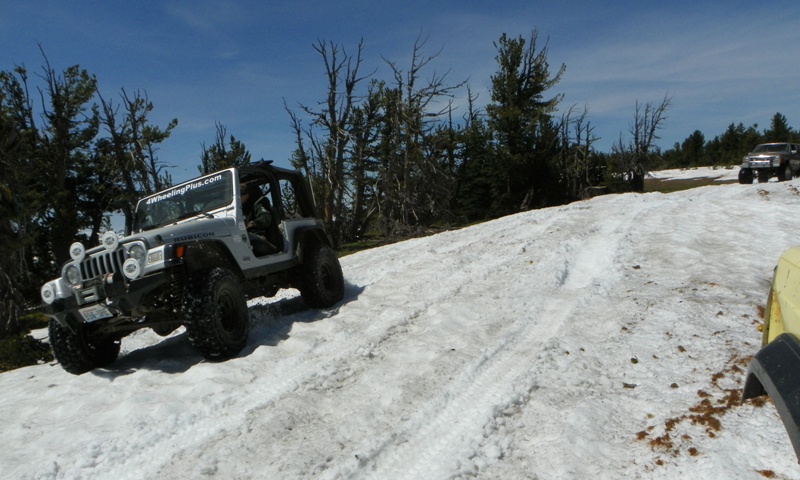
(79, 305, 113, 322)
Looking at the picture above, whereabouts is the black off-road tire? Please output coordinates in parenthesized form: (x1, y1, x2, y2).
(184, 267, 250, 360)
(49, 317, 121, 375)
(738, 168, 754, 184)
(300, 242, 344, 308)
(778, 164, 793, 182)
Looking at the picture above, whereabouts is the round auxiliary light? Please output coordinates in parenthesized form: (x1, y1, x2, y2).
(122, 258, 141, 280)
(41, 284, 56, 305)
(65, 265, 81, 286)
(101, 231, 119, 251)
(69, 242, 85, 262)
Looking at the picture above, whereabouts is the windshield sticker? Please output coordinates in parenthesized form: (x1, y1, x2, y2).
(145, 174, 224, 205)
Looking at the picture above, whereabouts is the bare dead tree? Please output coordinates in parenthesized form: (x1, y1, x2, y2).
(614, 93, 672, 192)
(557, 104, 599, 199)
(377, 31, 466, 235)
(288, 39, 372, 245)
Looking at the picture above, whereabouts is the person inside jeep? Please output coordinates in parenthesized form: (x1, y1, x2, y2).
(241, 182, 279, 256)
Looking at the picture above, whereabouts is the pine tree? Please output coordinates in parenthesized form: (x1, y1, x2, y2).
(199, 122, 251, 175)
(764, 112, 794, 142)
(485, 31, 565, 214)
(36, 58, 100, 266)
(98, 88, 177, 234)
(454, 90, 495, 221)
(0, 78, 39, 336)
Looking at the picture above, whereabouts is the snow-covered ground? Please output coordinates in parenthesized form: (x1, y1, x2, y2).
(3, 168, 800, 479)
(648, 165, 740, 182)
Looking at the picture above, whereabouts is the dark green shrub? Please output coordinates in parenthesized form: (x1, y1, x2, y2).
(0, 312, 53, 372)
(0, 333, 53, 372)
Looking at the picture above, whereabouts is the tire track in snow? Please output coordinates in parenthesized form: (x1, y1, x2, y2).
(323, 201, 647, 479)
(109, 215, 564, 479)
(97, 198, 642, 479)
(339, 302, 569, 480)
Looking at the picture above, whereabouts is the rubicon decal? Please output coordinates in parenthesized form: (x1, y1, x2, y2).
(172, 232, 215, 242)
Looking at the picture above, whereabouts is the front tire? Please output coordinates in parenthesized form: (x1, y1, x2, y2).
(300, 242, 345, 308)
(738, 168, 754, 184)
(184, 268, 250, 360)
(49, 317, 120, 375)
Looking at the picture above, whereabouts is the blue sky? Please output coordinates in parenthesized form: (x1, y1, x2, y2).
(2, 1, 799, 184)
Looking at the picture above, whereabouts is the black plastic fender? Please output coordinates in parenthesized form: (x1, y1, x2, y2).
(742, 332, 800, 462)
(293, 225, 333, 262)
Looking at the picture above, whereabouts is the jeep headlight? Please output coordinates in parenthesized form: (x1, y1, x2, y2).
(129, 244, 146, 264)
(64, 265, 81, 286)
(773, 156, 782, 166)
(123, 244, 147, 280)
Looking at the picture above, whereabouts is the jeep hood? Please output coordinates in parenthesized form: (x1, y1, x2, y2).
(124, 216, 239, 249)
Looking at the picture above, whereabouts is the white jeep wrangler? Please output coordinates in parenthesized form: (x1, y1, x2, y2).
(41, 161, 344, 374)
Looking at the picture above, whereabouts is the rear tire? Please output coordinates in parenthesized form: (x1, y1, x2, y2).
(49, 317, 120, 375)
(778, 164, 793, 182)
(184, 268, 250, 360)
(300, 242, 345, 308)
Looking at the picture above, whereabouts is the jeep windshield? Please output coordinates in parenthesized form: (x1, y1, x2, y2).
(753, 143, 790, 154)
(133, 171, 234, 232)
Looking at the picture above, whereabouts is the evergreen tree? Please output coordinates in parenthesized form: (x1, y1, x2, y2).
(453, 89, 495, 221)
(98, 88, 177, 234)
(705, 122, 761, 166)
(764, 112, 794, 141)
(36, 58, 99, 267)
(485, 31, 565, 214)
(681, 130, 705, 167)
(199, 122, 251, 175)
(0, 74, 40, 335)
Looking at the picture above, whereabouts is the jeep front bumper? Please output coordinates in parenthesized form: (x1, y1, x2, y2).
(42, 269, 179, 330)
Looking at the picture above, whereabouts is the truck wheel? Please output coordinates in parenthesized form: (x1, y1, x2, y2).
(738, 168, 753, 184)
(778, 164, 793, 182)
(184, 267, 250, 360)
(300, 242, 344, 308)
(49, 317, 120, 375)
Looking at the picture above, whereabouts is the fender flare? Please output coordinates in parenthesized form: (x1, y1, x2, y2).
(742, 332, 800, 462)
(293, 226, 333, 263)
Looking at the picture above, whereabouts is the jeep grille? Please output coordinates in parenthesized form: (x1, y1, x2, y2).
(80, 248, 127, 279)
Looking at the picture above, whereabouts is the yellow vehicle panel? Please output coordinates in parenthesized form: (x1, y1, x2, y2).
(764, 246, 800, 344)
(744, 245, 800, 462)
